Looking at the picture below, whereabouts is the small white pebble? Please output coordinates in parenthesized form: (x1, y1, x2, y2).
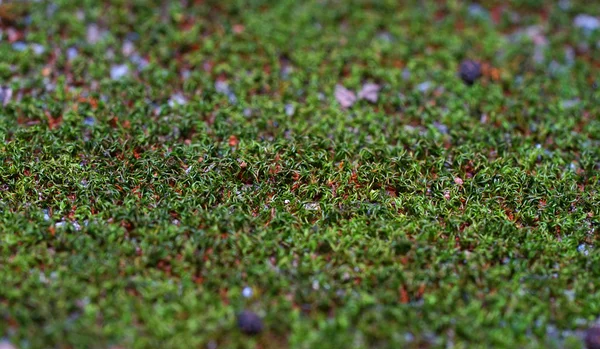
(304, 202, 320, 211)
(312, 280, 320, 290)
(561, 99, 579, 109)
(12, 42, 27, 52)
(0, 341, 16, 349)
(130, 54, 149, 70)
(574, 14, 600, 32)
(215, 80, 230, 94)
(285, 103, 295, 116)
(168, 93, 187, 107)
(122, 40, 135, 56)
(110, 64, 129, 80)
(417, 81, 432, 92)
(334, 84, 356, 108)
(402, 69, 411, 81)
(0, 86, 13, 106)
(31, 44, 45, 55)
(67, 47, 78, 61)
(242, 286, 253, 298)
(87, 24, 101, 44)
(357, 83, 381, 103)
(578, 244, 590, 256)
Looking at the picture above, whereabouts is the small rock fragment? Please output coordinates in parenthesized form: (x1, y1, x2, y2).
(433, 122, 449, 135)
(122, 40, 135, 56)
(215, 80, 237, 104)
(110, 64, 129, 80)
(401, 68, 411, 81)
(334, 84, 356, 108)
(285, 103, 295, 116)
(0, 341, 16, 349)
(87, 24, 101, 44)
(242, 286, 253, 298)
(585, 325, 600, 349)
(0, 86, 13, 106)
(417, 81, 432, 92)
(12, 42, 27, 51)
(67, 47, 78, 61)
(130, 54, 149, 71)
(31, 44, 45, 55)
(578, 244, 590, 256)
(304, 202, 320, 211)
(459, 60, 482, 85)
(468, 4, 489, 19)
(237, 310, 263, 335)
(574, 14, 600, 32)
(559, 0, 571, 10)
(168, 93, 187, 107)
(83, 117, 96, 126)
(215, 80, 230, 94)
(357, 83, 381, 103)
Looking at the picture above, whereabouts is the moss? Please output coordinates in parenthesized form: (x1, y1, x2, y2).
(0, 1, 599, 348)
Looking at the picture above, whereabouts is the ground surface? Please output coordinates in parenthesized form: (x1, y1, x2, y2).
(1, 1, 600, 348)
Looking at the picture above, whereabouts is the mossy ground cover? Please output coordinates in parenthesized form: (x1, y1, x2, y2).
(0, 0, 600, 348)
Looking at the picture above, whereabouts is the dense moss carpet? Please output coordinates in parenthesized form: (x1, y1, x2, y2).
(1, 1, 599, 348)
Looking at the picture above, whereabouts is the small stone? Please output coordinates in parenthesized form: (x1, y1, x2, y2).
(417, 81, 432, 92)
(84, 117, 96, 126)
(0, 86, 13, 106)
(559, 0, 571, 10)
(215, 80, 230, 94)
(168, 93, 187, 107)
(237, 310, 263, 335)
(433, 122, 449, 135)
(303, 202, 320, 211)
(459, 60, 482, 85)
(574, 14, 600, 32)
(561, 99, 579, 109)
(334, 84, 356, 108)
(357, 83, 381, 103)
(87, 24, 101, 44)
(585, 326, 600, 349)
(110, 64, 129, 80)
(12, 42, 27, 52)
(401, 68, 411, 81)
(242, 286, 253, 298)
(215, 80, 238, 104)
(468, 4, 489, 19)
(122, 40, 135, 56)
(0, 341, 16, 349)
(285, 103, 295, 116)
(67, 47, 78, 61)
(578, 244, 590, 256)
(31, 44, 45, 55)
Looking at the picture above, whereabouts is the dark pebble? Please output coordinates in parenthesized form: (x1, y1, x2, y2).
(586, 326, 600, 349)
(459, 60, 482, 85)
(237, 310, 263, 335)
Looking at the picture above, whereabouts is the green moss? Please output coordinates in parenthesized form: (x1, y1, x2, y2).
(0, 0, 599, 348)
